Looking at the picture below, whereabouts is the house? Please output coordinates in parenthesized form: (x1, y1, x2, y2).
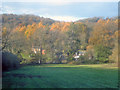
(78, 51, 86, 56)
(31, 46, 45, 55)
(32, 46, 41, 54)
(73, 50, 86, 60)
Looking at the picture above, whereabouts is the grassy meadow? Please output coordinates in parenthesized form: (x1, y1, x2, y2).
(2, 3, 119, 89)
(2, 64, 118, 88)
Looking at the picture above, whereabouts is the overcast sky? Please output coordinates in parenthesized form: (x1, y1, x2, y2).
(2, 1, 118, 22)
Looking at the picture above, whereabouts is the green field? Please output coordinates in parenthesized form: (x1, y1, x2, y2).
(2, 64, 118, 88)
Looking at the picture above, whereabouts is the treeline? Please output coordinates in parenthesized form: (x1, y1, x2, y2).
(2, 14, 119, 67)
(1, 14, 55, 29)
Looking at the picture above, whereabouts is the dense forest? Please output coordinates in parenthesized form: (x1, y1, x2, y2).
(1, 14, 119, 70)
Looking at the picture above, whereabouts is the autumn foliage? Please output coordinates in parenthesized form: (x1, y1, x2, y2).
(2, 14, 118, 64)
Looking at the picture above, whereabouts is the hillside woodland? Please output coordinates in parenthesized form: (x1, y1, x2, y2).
(1, 14, 119, 70)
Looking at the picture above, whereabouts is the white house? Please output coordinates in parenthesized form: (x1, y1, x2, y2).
(32, 46, 41, 54)
(73, 50, 86, 60)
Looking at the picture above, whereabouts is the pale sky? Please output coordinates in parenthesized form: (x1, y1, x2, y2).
(1, 0, 118, 22)
(2, 0, 119, 2)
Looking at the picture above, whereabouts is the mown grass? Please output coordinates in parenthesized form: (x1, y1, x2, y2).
(2, 64, 118, 88)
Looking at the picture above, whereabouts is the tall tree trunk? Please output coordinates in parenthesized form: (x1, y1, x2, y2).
(39, 46, 42, 64)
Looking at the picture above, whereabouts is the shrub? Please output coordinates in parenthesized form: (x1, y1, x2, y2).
(2, 52, 20, 71)
(94, 45, 112, 63)
(68, 61, 76, 64)
(73, 55, 97, 65)
(67, 54, 75, 61)
(72, 56, 85, 65)
(61, 60, 67, 64)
